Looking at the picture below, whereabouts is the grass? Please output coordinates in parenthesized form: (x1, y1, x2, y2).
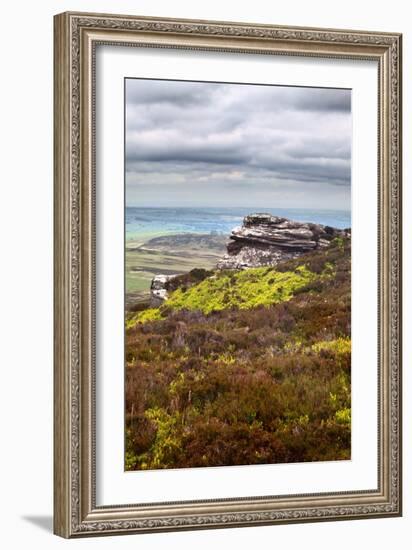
(126, 233, 227, 300)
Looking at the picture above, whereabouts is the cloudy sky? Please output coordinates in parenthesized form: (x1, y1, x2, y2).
(125, 78, 351, 210)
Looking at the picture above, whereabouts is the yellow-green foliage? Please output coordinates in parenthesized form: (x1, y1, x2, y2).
(143, 407, 182, 469)
(130, 265, 320, 326)
(125, 428, 139, 470)
(332, 235, 345, 250)
(129, 307, 163, 325)
(125, 314, 139, 329)
(216, 352, 236, 366)
(312, 337, 351, 355)
(335, 407, 351, 425)
(167, 265, 316, 314)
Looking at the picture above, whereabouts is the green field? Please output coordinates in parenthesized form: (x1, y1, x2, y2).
(126, 233, 227, 307)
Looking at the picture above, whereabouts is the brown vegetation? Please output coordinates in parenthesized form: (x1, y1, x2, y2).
(125, 237, 351, 470)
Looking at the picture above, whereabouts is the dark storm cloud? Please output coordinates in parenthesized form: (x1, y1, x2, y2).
(125, 79, 351, 208)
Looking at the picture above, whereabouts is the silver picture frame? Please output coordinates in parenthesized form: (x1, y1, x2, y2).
(54, 11, 402, 538)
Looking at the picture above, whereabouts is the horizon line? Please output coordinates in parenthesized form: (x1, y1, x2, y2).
(125, 205, 351, 212)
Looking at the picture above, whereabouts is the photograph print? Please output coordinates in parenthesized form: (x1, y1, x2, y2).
(124, 78, 351, 471)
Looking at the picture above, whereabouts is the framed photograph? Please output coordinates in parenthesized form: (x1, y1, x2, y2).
(53, 12, 402, 538)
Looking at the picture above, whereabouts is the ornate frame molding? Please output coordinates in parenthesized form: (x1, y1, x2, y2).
(54, 12, 402, 538)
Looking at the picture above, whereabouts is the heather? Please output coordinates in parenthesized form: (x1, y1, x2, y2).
(125, 237, 351, 470)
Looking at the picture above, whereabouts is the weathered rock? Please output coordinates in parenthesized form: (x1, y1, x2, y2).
(217, 213, 349, 270)
(149, 214, 350, 304)
(150, 274, 175, 307)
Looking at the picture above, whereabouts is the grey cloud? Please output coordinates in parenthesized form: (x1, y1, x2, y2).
(125, 78, 351, 208)
(282, 87, 351, 112)
(126, 79, 219, 107)
(126, 79, 350, 113)
(127, 149, 247, 165)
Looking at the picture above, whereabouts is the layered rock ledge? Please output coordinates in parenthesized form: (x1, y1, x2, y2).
(217, 213, 350, 270)
(149, 213, 350, 304)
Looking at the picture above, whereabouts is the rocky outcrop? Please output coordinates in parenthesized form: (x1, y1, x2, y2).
(149, 214, 350, 304)
(217, 213, 349, 270)
(150, 274, 175, 307)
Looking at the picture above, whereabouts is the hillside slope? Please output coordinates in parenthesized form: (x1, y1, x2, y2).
(125, 236, 351, 470)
